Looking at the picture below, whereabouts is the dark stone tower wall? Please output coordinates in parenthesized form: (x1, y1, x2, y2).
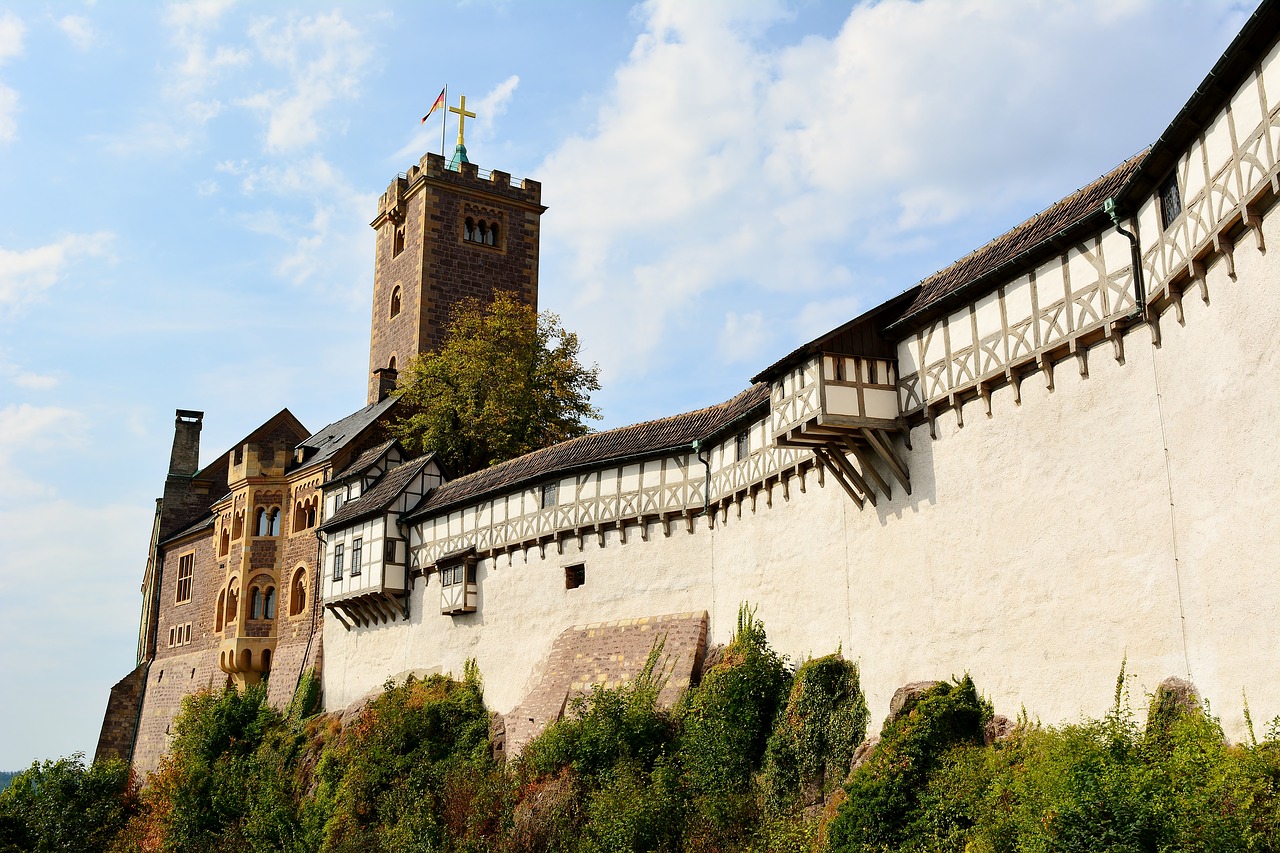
(159, 410, 212, 541)
(367, 152, 546, 403)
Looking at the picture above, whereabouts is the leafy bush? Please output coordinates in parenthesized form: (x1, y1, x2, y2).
(827, 675, 989, 852)
(0, 753, 136, 853)
(762, 652, 869, 812)
(313, 673, 494, 852)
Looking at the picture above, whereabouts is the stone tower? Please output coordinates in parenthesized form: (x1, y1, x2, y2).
(366, 151, 546, 404)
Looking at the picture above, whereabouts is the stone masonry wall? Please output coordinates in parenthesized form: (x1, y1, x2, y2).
(503, 611, 707, 757)
(94, 664, 146, 764)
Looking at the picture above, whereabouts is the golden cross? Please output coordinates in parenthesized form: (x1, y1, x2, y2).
(449, 94, 476, 147)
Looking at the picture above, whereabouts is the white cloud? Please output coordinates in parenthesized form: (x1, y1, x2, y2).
(718, 310, 770, 365)
(0, 12, 23, 62)
(239, 12, 372, 153)
(0, 233, 113, 316)
(162, 0, 248, 117)
(56, 15, 94, 50)
(0, 404, 86, 496)
(0, 13, 23, 142)
(538, 0, 1236, 394)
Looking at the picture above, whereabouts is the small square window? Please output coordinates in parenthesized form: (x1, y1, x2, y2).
(735, 430, 750, 462)
(565, 563, 585, 590)
(540, 481, 558, 509)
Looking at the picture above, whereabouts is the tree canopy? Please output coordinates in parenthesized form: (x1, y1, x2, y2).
(392, 291, 600, 474)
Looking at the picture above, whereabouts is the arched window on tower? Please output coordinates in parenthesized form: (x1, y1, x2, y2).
(388, 356, 397, 372)
(290, 568, 307, 616)
(216, 589, 226, 631)
(226, 582, 239, 624)
(264, 587, 276, 619)
(392, 225, 405, 257)
(232, 511, 243, 540)
(390, 286, 401, 319)
(464, 217, 476, 242)
(487, 222, 499, 246)
(268, 508, 280, 537)
(220, 528, 230, 557)
(250, 587, 263, 620)
(255, 508, 267, 537)
(306, 500, 317, 529)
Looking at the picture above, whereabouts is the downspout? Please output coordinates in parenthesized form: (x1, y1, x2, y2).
(1104, 197, 1147, 320)
(692, 439, 711, 517)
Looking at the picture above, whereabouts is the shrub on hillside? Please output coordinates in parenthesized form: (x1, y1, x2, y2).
(311, 671, 495, 851)
(826, 675, 989, 852)
(0, 753, 136, 853)
(762, 652, 869, 812)
(677, 605, 791, 840)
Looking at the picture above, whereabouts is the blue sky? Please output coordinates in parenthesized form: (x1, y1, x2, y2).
(0, 0, 1255, 768)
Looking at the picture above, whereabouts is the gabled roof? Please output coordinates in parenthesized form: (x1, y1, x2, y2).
(159, 512, 215, 548)
(886, 152, 1144, 333)
(404, 384, 769, 522)
(331, 439, 401, 483)
(321, 454, 436, 531)
(291, 395, 399, 473)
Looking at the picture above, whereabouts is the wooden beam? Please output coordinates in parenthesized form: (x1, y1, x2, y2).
(841, 436, 891, 500)
(862, 428, 911, 496)
(811, 446, 864, 509)
(823, 444, 875, 507)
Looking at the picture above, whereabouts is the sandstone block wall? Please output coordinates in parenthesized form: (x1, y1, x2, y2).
(94, 664, 146, 764)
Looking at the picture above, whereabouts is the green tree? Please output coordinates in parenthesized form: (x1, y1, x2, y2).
(392, 291, 600, 473)
(0, 753, 136, 853)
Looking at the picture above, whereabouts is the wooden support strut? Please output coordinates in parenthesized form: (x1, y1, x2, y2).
(811, 446, 864, 509)
(863, 428, 912, 496)
(841, 436, 892, 500)
(823, 443, 876, 507)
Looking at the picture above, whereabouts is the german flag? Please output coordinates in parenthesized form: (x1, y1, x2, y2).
(421, 87, 446, 124)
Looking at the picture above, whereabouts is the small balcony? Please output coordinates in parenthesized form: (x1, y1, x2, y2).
(768, 353, 910, 509)
(218, 630, 276, 688)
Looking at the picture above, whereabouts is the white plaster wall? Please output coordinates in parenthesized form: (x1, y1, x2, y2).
(325, 207, 1280, 739)
(324, 199, 1280, 746)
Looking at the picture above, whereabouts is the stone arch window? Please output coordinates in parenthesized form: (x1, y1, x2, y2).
(261, 648, 272, 673)
(216, 589, 226, 631)
(231, 511, 244, 540)
(464, 217, 476, 241)
(268, 508, 280, 537)
(226, 581, 239, 624)
(486, 221, 499, 246)
(293, 501, 306, 533)
(392, 224, 405, 257)
(388, 355, 397, 372)
(289, 567, 307, 616)
(219, 528, 230, 557)
(390, 285, 402, 319)
(239, 648, 252, 672)
(306, 499, 317, 528)
(250, 586, 263, 620)
(255, 507, 268, 536)
(264, 587, 276, 619)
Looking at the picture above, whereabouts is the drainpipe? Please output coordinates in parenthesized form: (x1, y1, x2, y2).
(692, 439, 711, 517)
(1104, 197, 1147, 320)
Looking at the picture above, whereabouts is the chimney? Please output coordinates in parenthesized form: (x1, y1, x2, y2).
(373, 368, 399, 402)
(168, 410, 204, 477)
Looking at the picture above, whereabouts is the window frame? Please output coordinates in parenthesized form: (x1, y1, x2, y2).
(175, 552, 195, 604)
(333, 543, 345, 581)
(351, 537, 363, 577)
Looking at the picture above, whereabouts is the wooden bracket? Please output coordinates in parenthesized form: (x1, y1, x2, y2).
(1212, 233, 1236, 278)
(811, 446, 864, 509)
(1245, 206, 1266, 253)
(1006, 367, 1023, 405)
(843, 436, 892, 500)
(1109, 322, 1126, 364)
(1038, 354, 1055, 392)
(978, 382, 993, 418)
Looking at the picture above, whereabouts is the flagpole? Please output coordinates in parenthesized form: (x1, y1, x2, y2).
(441, 84, 448, 158)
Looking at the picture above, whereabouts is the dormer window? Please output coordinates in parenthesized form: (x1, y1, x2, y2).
(1158, 172, 1182, 230)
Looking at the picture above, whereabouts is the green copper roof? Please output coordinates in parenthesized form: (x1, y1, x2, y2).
(447, 143, 469, 171)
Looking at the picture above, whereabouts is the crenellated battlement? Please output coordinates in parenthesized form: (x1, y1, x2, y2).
(374, 152, 542, 224)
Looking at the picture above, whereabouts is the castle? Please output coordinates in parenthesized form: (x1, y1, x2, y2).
(99, 3, 1280, 775)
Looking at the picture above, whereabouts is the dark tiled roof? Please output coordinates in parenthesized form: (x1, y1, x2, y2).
(893, 153, 1144, 327)
(332, 439, 399, 482)
(292, 395, 399, 473)
(405, 384, 769, 521)
(159, 512, 215, 547)
(322, 455, 435, 531)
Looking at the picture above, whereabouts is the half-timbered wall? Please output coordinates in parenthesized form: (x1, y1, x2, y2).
(1137, 37, 1280, 302)
(896, 226, 1138, 418)
(407, 418, 809, 569)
